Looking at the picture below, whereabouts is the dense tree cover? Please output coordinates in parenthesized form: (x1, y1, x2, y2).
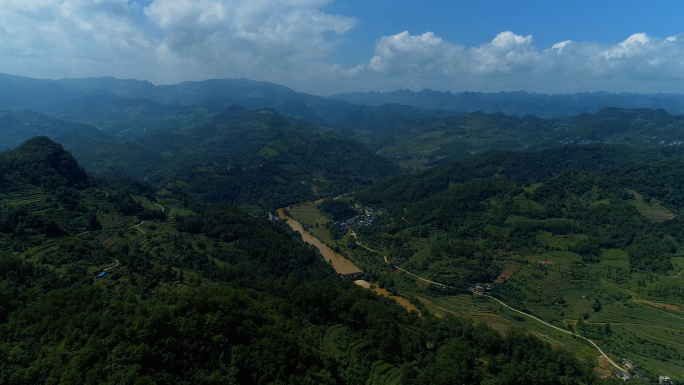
(341, 107, 684, 171)
(0, 136, 89, 193)
(355, 144, 684, 205)
(319, 200, 356, 221)
(165, 129, 399, 208)
(356, 150, 684, 280)
(0, 137, 623, 384)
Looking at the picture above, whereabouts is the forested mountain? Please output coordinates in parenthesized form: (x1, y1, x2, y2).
(5, 72, 684, 132)
(64, 107, 399, 208)
(0, 73, 353, 126)
(341, 107, 684, 171)
(163, 127, 400, 208)
(333, 88, 684, 118)
(0, 137, 624, 384)
(355, 144, 684, 204)
(0, 110, 119, 152)
(0, 104, 398, 209)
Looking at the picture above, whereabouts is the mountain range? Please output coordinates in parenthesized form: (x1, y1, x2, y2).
(2, 72, 684, 382)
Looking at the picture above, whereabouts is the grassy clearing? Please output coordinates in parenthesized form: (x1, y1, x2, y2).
(588, 299, 684, 380)
(289, 203, 331, 227)
(629, 199, 677, 222)
(538, 232, 588, 250)
(495, 264, 519, 284)
(600, 249, 630, 269)
(418, 294, 597, 360)
(321, 324, 348, 359)
(671, 257, 684, 277)
(523, 182, 544, 193)
(513, 194, 545, 213)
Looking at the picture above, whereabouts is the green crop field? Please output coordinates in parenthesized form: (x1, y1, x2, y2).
(288, 203, 337, 246)
(0, 189, 48, 206)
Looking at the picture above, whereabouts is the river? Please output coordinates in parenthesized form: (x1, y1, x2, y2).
(277, 208, 362, 275)
(277, 207, 420, 315)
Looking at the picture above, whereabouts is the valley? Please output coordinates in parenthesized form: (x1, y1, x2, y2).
(280, 176, 684, 382)
(2, 74, 684, 384)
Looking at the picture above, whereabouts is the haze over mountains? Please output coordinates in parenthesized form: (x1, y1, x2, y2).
(3, 72, 684, 127)
(333, 89, 684, 119)
(3, 73, 684, 180)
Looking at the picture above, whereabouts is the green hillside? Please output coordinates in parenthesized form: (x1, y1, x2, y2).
(345, 146, 684, 381)
(0, 137, 622, 384)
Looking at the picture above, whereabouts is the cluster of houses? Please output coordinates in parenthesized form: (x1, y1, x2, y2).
(334, 206, 386, 231)
(471, 283, 494, 295)
(613, 358, 673, 384)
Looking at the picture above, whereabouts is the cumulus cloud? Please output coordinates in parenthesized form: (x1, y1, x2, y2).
(0, 0, 156, 79)
(355, 30, 684, 94)
(0, 0, 357, 88)
(145, 0, 356, 68)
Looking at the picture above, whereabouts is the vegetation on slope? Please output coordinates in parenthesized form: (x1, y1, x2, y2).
(0, 137, 623, 384)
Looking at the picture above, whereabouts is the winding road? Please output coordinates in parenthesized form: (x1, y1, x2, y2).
(482, 294, 625, 373)
(103, 259, 119, 271)
(350, 228, 627, 374)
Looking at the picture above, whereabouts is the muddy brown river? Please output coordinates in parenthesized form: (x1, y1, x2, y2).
(277, 206, 420, 316)
(277, 208, 362, 275)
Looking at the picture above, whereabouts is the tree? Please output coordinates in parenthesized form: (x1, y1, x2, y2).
(592, 298, 602, 312)
(604, 322, 612, 336)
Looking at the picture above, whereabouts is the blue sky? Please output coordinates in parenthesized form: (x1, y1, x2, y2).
(325, 1, 684, 66)
(1, 0, 683, 95)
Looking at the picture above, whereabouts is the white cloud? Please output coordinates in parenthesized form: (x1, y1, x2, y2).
(368, 31, 455, 73)
(143, 0, 357, 82)
(0, 0, 156, 79)
(1, 2, 684, 95)
(351, 30, 684, 94)
(0, 0, 357, 88)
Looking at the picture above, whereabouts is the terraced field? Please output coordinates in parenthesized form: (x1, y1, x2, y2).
(157, 197, 195, 217)
(0, 189, 47, 206)
(419, 295, 511, 331)
(366, 361, 401, 385)
(587, 297, 684, 379)
(128, 219, 178, 251)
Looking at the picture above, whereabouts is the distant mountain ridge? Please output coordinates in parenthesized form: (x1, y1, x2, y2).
(6, 72, 684, 123)
(331, 89, 684, 118)
(0, 73, 353, 126)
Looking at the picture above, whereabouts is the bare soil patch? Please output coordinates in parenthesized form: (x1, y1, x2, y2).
(495, 264, 519, 284)
(373, 287, 421, 316)
(101, 215, 121, 230)
(594, 356, 613, 378)
(96, 233, 116, 247)
(636, 300, 680, 311)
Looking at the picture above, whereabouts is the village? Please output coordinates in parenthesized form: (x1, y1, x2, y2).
(333, 205, 386, 232)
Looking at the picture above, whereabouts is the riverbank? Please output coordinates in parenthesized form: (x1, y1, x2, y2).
(277, 208, 361, 275)
(278, 206, 421, 315)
